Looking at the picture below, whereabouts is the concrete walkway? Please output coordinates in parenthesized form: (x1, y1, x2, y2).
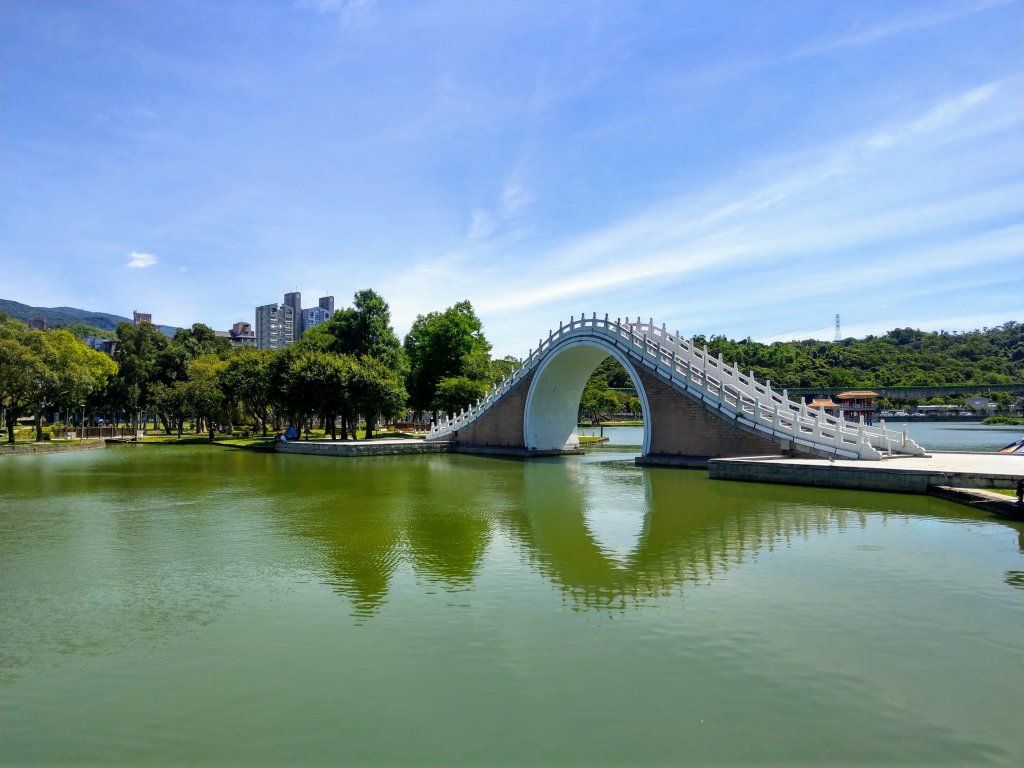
(709, 451, 1023, 493)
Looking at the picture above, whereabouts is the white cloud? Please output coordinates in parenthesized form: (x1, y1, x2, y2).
(126, 251, 158, 269)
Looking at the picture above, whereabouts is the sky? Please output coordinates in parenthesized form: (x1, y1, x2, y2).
(1, 0, 1021, 356)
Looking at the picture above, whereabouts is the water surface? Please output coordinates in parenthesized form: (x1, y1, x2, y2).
(1, 447, 1021, 766)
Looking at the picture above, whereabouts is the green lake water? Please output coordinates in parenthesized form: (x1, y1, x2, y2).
(1, 446, 1022, 766)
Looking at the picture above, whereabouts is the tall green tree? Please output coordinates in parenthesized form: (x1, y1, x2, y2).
(109, 321, 168, 428)
(221, 348, 276, 436)
(403, 300, 491, 416)
(282, 351, 356, 440)
(350, 355, 407, 439)
(30, 329, 117, 440)
(0, 317, 45, 442)
(182, 355, 229, 441)
(321, 289, 406, 373)
(432, 376, 488, 417)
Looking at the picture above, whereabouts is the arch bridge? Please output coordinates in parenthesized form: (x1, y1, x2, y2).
(426, 315, 925, 465)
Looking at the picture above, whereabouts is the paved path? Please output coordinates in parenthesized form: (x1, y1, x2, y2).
(710, 451, 1023, 493)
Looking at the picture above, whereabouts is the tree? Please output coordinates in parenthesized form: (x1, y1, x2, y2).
(320, 289, 406, 373)
(0, 319, 116, 441)
(0, 318, 45, 442)
(350, 355, 407, 439)
(150, 381, 190, 437)
(433, 376, 488, 416)
(30, 329, 117, 440)
(109, 321, 168, 428)
(282, 351, 355, 440)
(403, 300, 491, 416)
(628, 396, 642, 418)
(181, 355, 229, 441)
(221, 348, 275, 436)
(579, 378, 622, 424)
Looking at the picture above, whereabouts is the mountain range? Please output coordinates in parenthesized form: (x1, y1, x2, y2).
(1, 298, 180, 337)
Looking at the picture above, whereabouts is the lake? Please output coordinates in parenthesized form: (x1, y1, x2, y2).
(1, 446, 1022, 766)
(585, 421, 1024, 452)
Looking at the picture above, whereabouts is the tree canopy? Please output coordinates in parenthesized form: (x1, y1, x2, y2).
(403, 300, 493, 416)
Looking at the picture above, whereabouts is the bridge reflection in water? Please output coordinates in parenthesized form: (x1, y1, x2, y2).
(274, 452, 1007, 618)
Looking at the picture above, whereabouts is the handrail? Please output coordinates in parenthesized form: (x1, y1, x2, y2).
(426, 313, 925, 460)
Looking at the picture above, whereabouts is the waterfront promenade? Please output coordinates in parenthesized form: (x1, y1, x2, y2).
(710, 451, 1022, 492)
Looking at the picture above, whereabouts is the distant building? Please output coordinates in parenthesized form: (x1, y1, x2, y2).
(300, 306, 331, 335)
(318, 295, 335, 314)
(807, 397, 840, 417)
(284, 292, 302, 320)
(217, 321, 257, 348)
(835, 390, 878, 425)
(27, 316, 46, 331)
(255, 303, 295, 349)
(85, 336, 116, 356)
(133, 311, 152, 326)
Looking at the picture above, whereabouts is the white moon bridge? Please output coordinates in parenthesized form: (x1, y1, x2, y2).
(426, 315, 925, 465)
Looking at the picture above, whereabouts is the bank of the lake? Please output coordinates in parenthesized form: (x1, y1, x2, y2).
(1, 447, 1021, 766)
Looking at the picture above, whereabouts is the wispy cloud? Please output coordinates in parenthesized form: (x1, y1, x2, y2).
(675, 0, 1016, 90)
(299, 0, 375, 26)
(126, 251, 158, 269)
(466, 170, 535, 242)
(791, 0, 1016, 60)
(381, 80, 1021, 352)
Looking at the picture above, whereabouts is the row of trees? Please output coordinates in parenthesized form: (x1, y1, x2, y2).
(1, 291, 516, 442)
(691, 322, 1023, 389)
(0, 317, 116, 442)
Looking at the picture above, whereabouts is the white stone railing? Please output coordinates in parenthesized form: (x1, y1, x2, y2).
(426, 314, 926, 460)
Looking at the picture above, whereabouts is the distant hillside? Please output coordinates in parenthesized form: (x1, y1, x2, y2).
(0, 298, 179, 337)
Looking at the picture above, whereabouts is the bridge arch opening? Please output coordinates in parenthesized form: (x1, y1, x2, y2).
(523, 340, 651, 455)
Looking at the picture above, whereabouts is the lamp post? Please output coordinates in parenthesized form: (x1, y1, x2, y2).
(79, 403, 85, 443)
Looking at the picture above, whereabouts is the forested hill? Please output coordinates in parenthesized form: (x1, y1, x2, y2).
(0, 299, 178, 337)
(692, 322, 1023, 388)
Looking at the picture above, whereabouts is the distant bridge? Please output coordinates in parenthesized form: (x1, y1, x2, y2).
(427, 315, 925, 463)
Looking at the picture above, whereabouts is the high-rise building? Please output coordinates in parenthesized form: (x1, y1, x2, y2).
(133, 311, 152, 326)
(318, 295, 335, 314)
(300, 306, 331, 335)
(284, 291, 302, 320)
(255, 303, 295, 349)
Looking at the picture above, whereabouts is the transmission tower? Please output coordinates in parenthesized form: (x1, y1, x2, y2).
(834, 314, 841, 342)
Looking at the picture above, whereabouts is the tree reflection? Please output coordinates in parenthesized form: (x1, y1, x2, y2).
(269, 452, 1016, 618)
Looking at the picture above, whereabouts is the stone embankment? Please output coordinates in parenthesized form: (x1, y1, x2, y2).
(709, 452, 1022, 493)
(0, 440, 106, 457)
(275, 438, 452, 457)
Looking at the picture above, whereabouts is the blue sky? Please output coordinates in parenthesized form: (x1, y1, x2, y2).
(1, 0, 1021, 355)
